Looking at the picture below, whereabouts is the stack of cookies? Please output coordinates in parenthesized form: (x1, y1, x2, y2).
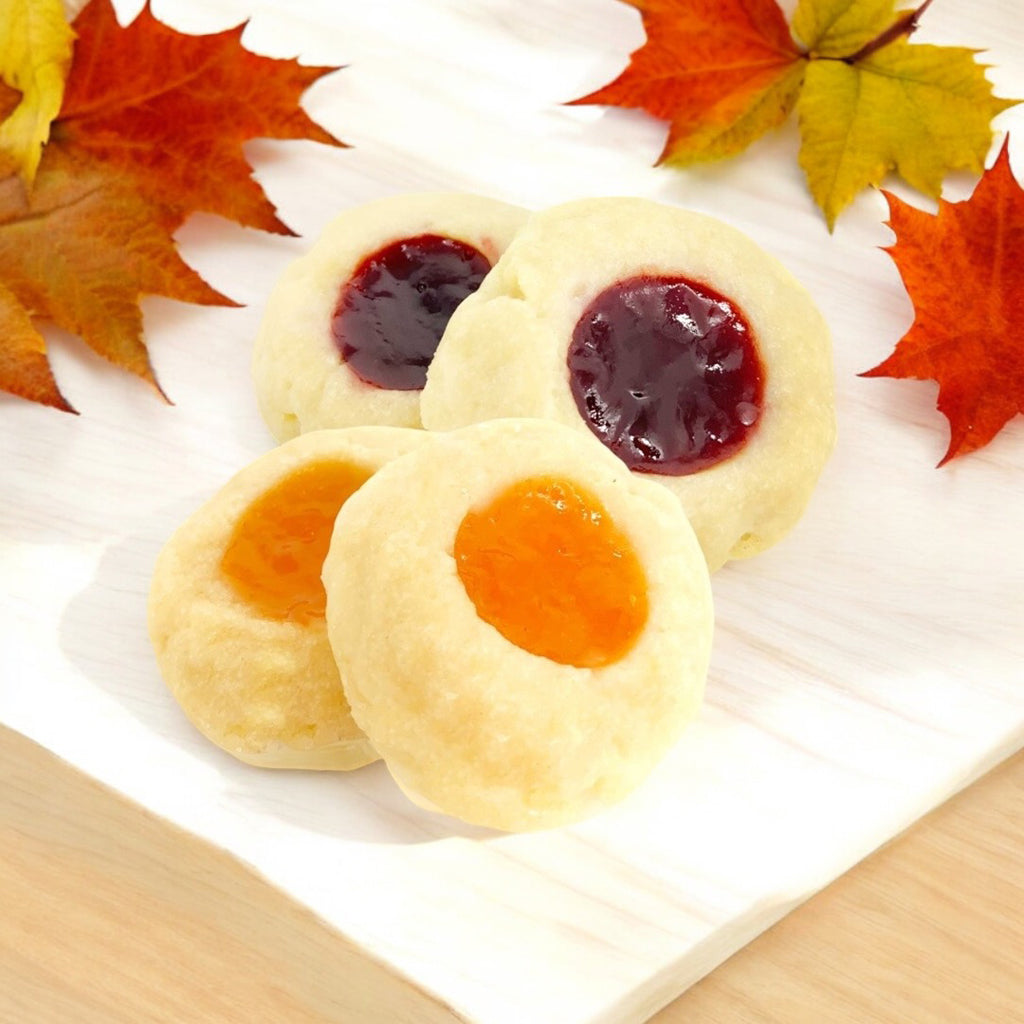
(149, 193, 835, 831)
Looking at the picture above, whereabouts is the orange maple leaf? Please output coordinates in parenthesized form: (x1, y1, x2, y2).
(0, 0, 344, 412)
(862, 137, 1024, 465)
(0, 276, 69, 411)
(53, 0, 343, 235)
(573, 0, 1015, 228)
(0, 148, 232, 410)
(571, 0, 805, 163)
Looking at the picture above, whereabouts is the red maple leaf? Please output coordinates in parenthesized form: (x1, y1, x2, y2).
(863, 137, 1024, 465)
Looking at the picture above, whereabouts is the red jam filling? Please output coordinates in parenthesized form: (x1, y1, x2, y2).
(331, 233, 491, 391)
(568, 275, 764, 476)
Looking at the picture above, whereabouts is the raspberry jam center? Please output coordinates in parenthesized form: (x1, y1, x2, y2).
(568, 275, 764, 475)
(332, 233, 492, 391)
(221, 460, 370, 624)
(454, 476, 648, 669)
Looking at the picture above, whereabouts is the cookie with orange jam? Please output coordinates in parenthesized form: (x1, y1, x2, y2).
(321, 418, 713, 831)
(420, 197, 836, 571)
(148, 427, 432, 769)
(252, 192, 530, 440)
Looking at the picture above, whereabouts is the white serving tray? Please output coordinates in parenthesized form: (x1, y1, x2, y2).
(2, 2, 1022, 1021)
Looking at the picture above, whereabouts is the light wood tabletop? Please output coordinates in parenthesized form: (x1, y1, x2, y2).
(2, 724, 1021, 1023)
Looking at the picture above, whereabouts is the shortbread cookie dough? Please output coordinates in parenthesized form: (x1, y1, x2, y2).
(148, 427, 431, 770)
(420, 197, 836, 571)
(322, 418, 713, 831)
(253, 192, 530, 440)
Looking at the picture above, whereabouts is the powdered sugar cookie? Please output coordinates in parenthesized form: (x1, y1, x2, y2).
(322, 418, 713, 831)
(148, 427, 432, 770)
(252, 192, 530, 439)
(420, 197, 835, 571)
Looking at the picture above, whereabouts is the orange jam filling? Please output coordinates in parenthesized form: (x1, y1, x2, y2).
(454, 476, 649, 668)
(221, 460, 370, 624)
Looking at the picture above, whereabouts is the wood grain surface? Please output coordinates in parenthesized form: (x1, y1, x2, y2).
(660, 751, 1024, 1024)
(2, 723, 1021, 1024)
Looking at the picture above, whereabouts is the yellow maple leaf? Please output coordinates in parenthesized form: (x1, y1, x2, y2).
(574, 0, 1018, 228)
(793, 0, 1016, 228)
(792, 0, 897, 57)
(0, 0, 75, 183)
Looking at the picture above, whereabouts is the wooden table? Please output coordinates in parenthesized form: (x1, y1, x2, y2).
(3, 724, 1020, 1023)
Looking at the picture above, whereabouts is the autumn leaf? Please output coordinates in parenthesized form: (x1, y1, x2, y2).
(572, 0, 806, 165)
(0, 0, 344, 413)
(0, 277, 70, 410)
(572, 0, 1018, 228)
(0, 148, 234, 410)
(793, 0, 1016, 228)
(53, 0, 343, 235)
(862, 137, 1024, 465)
(0, 0, 74, 184)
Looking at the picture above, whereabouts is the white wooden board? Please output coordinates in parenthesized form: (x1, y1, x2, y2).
(2, 2, 1023, 1021)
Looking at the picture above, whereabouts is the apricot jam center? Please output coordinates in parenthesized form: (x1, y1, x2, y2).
(454, 476, 648, 668)
(568, 274, 764, 476)
(221, 460, 370, 624)
(332, 233, 492, 391)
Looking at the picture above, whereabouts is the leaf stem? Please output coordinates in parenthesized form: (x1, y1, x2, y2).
(843, 0, 935, 64)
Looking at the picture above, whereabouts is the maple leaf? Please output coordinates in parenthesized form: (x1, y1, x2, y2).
(0, 0, 74, 184)
(572, 0, 1018, 227)
(0, 148, 234, 410)
(0, 277, 70, 411)
(572, 0, 806, 165)
(52, 0, 343, 235)
(862, 137, 1024, 465)
(0, 0, 344, 413)
(793, 0, 1017, 228)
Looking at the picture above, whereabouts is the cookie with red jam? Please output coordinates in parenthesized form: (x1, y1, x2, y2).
(253, 193, 529, 439)
(421, 198, 835, 571)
